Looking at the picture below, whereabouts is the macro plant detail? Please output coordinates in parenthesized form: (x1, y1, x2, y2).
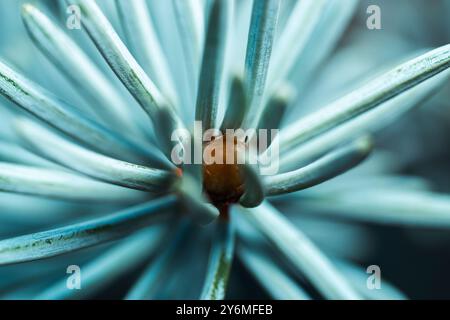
(0, 0, 448, 300)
